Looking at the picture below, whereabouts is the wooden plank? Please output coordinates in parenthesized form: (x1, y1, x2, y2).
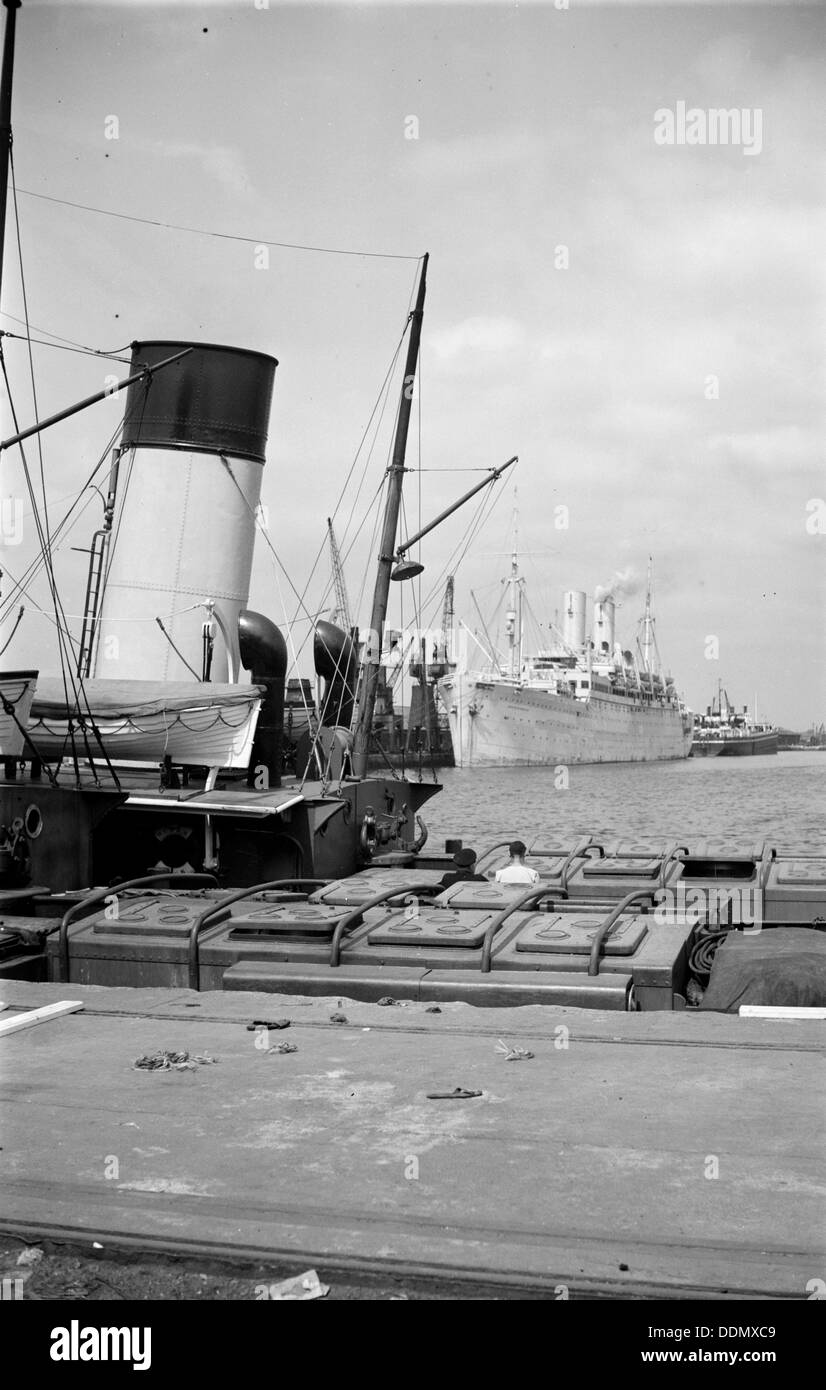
(740, 1005, 826, 1020)
(0, 1000, 84, 1037)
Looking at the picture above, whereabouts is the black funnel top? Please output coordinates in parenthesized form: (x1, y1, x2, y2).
(122, 341, 277, 464)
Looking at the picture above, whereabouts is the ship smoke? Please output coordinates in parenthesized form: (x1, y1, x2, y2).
(594, 567, 641, 603)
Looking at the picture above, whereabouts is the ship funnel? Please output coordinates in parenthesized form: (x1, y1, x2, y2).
(563, 590, 586, 652)
(593, 595, 615, 657)
(93, 341, 277, 683)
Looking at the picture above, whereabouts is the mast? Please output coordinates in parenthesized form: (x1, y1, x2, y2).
(506, 494, 520, 679)
(352, 253, 428, 776)
(507, 559, 518, 679)
(641, 554, 654, 674)
(514, 495, 526, 676)
(0, 0, 21, 314)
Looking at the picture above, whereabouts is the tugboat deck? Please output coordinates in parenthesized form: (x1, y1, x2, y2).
(1, 981, 823, 1299)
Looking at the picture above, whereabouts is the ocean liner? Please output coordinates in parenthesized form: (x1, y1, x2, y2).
(438, 556, 693, 768)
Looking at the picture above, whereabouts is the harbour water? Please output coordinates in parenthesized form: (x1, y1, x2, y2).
(422, 751, 826, 856)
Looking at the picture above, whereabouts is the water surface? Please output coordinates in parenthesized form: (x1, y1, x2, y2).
(419, 751, 825, 856)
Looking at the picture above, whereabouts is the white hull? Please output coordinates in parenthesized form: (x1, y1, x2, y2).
(439, 673, 692, 768)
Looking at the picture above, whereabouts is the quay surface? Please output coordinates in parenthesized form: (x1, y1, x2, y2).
(0, 981, 823, 1300)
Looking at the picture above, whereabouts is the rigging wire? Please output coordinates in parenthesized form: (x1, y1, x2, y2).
(0, 326, 131, 362)
(274, 326, 412, 680)
(1, 598, 206, 628)
(349, 473, 387, 634)
(97, 380, 159, 663)
(268, 555, 319, 787)
(291, 262, 420, 638)
(0, 310, 132, 358)
(99, 446, 135, 612)
(337, 338, 404, 556)
(0, 490, 97, 632)
(391, 494, 461, 778)
(155, 618, 201, 682)
(0, 412, 125, 625)
(0, 463, 109, 625)
(3, 169, 120, 786)
(300, 358, 399, 637)
(0, 606, 24, 657)
(215, 452, 376, 786)
(341, 280, 420, 632)
(1, 360, 87, 780)
(333, 263, 420, 540)
(10, 151, 54, 591)
(293, 476, 388, 782)
(416, 473, 507, 623)
(17, 188, 421, 262)
(267, 288, 417, 667)
(218, 454, 349, 681)
(376, 466, 508, 702)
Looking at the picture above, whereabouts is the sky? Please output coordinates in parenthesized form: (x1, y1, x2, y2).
(0, 0, 823, 728)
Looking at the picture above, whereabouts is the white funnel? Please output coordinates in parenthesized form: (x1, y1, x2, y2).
(563, 590, 586, 652)
(593, 595, 615, 657)
(93, 342, 277, 683)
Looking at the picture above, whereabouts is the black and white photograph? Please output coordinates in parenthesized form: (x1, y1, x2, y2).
(0, 0, 823, 1347)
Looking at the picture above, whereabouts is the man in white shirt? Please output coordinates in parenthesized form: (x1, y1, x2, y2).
(494, 841, 540, 887)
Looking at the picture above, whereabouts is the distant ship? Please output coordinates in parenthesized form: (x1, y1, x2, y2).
(690, 683, 779, 757)
(438, 556, 693, 768)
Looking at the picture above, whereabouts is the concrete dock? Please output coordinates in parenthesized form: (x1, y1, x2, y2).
(1, 981, 823, 1299)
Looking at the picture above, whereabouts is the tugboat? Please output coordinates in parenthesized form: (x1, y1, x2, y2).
(691, 681, 779, 757)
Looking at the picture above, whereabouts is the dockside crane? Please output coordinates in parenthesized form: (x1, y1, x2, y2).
(327, 517, 353, 634)
(438, 574, 455, 668)
(430, 573, 455, 676)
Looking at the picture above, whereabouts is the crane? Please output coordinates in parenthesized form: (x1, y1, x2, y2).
(438, 573, 455, 667)
(326, 518, 353, 633)
(420, 574, 455, 683)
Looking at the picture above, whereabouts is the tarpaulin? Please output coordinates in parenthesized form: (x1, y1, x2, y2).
(31, 678, 264, 721)
(700, 927, 826, 1012)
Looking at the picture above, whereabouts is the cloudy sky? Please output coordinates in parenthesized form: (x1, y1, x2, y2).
(0, 0, 823, 727)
